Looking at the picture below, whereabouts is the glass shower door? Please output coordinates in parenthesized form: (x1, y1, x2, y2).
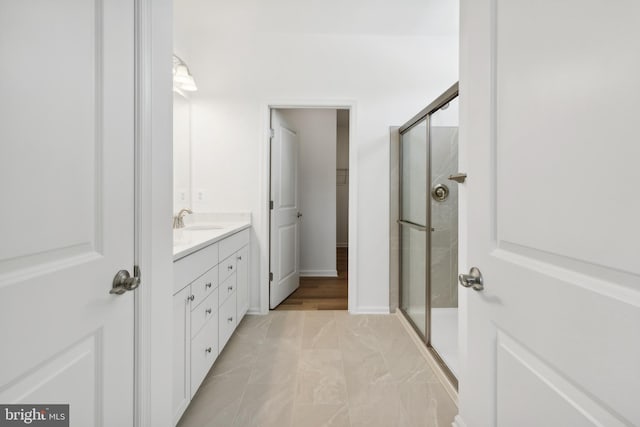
(399, 120, 427, 335)
(398, 83, 459, 385)
(429, 97, 459, 377)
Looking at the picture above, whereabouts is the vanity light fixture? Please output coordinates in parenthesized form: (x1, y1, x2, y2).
(172, 54, 198, 92)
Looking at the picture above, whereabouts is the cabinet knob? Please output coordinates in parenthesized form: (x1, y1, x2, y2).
(228, 286, 233, 291)
(205, 282, 212, 289)
(205, 347, 212, 353)
(188, 295, 195, 302)
(227, 265, 233, 271)
(237, 256, 242, 261)
(227, 317, 233, 323)
(205, 308, 212, 315)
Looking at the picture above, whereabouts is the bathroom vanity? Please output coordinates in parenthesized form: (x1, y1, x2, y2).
(171, 217, 250, 425)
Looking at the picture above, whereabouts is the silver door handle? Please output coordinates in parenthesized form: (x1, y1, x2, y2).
(458, 267, 484, 291)
(110, 268, 141, 295)
(448, 173, 467, 183)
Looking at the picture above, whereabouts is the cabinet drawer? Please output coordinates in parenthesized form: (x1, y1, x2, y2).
(190, 313, 218, 398)
(219, 228, 249, 262)
(190, 265, 218, 310)
(218, 292, 237, 352)
(174, 242, 219, 294)
(218, 255, 236, 284)
(191, 288, 218, 339)
(219, 272, 236, 307)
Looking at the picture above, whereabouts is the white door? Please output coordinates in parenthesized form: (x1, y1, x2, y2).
(459, 1, 640, 426)
(270, 110, 301, 309)
(0, 1, 136, 426)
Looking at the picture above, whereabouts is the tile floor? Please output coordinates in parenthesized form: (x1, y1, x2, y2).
(178, 311, 457, 427)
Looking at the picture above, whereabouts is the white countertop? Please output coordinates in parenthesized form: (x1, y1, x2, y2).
(173, 221, 251, 261)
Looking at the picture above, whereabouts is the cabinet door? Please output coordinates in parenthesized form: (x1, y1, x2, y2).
(236, 245, 249, 319)
(219, 291, 237, 352)
(172, 287, 191, 425)
(190, 309, 219, 398)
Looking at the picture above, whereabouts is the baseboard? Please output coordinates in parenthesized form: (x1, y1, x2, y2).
(299, 270, 338, 277)
(350, 306, 390, 314)
(395, 311, 459, 407)
(452, 415, 467, 427)
(246, 307, 267, 315)
(336, 242, 348, 248)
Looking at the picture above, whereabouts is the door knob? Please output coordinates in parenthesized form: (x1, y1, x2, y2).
(110, 267, 141, 295)
(297, 212, 303, 218)
(458, 267, 484, 291)
(431, 184, 449, 202)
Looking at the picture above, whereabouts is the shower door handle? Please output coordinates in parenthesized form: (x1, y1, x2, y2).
(458, 267, 484, 291)
(448, 173, 467, 184)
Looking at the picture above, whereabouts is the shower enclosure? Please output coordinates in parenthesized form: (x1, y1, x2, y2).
(398, 83, 460, 384)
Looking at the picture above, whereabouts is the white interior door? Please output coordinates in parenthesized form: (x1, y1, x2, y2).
(459, 1, 640, 426)
(270, 110, 300, 309)
(0, 1, 136, 426)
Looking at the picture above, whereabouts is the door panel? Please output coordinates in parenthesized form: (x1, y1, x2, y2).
(429, 97, 459, 377)
(270, 110, 300, 309)
(400, 226, 427, 335)
(401, 121, 427, 225)
(0, 0, 135, 425)
(460, 0, 640, 425)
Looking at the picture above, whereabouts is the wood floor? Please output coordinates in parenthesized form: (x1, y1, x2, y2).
(274, 247, 348, 310)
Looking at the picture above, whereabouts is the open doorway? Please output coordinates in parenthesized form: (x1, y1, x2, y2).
(269, 108, 350, 310)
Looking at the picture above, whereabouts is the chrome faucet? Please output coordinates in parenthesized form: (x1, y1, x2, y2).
(173, 208, 193, 229)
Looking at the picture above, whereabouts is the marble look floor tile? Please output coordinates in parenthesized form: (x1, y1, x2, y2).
(302, 311, 339, 349)
(342, 348, 392, 386)
(397, 382, 457, 427)
(249, 342, 300, 384)
(296, 349, 348, 405)
(233, 382, 296, 427)
(235, 314, 273, 344)
(291, 404, 351, 427)
(212, 337, 259, 376)
(267, 311, 304, 339)
(337, 326, 381, 361)
(346, 382, 409, 427)
(334, 312, 378, 335)
(178, 311, 457, 427)
(373, 318, 438, 384)
(178, 369, 247, 427)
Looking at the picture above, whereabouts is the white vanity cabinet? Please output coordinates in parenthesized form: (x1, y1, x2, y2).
(172, 227, 250, 425)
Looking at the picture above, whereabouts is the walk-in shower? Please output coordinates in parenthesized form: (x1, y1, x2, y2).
(398, 83, 460, 385)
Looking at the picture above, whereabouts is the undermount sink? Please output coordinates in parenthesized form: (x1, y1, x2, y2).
(183, 223, 225, 231)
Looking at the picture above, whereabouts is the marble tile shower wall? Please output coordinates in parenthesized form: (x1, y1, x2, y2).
(430, 127, 459, 309)
(177, 311, 456, 427)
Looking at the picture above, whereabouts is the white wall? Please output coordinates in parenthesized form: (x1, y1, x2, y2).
(175, 0, 459, 312)
(280, 109, 337, 276)
(173, 92, 191, 213)
(336, 119, 349, 247)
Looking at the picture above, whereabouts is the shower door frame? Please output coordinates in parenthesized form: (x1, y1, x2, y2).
(398, 82, 459, 389)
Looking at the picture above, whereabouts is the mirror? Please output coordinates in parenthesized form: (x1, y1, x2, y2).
(173, 91, 191, 213)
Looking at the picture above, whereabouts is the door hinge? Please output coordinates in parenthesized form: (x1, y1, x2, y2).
(269, 272, 273, 281)
(269, 200, 274, 210)
(269, 128, 275, 138)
